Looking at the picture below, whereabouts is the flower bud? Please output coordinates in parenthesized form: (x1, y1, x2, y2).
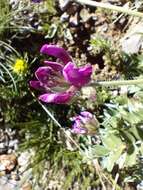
(71, 111, 99, 135)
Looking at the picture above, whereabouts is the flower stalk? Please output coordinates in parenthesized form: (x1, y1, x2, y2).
(74, 0, 143, 18)
(90, 78, 143, 87)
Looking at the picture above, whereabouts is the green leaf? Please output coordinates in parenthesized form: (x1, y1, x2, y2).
(91, 145, 110, 157)
(125, 146, 138, 167)
(120, 130, 136, 144)
(106, 144, 125, 172)
(101, 133, 122, 150)
(129, 126, 143, 141)
(45, 24, 57, 39)
(45, 0, 56, 14)
(139, 143, 143, 154)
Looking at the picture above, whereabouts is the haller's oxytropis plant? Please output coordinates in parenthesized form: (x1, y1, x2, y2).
(71, 111, 99, 135)
(30, 45, 92, 104)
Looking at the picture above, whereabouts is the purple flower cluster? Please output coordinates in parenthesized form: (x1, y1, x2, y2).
(71, 111, 98, 135)
(30, 45, 92, 104)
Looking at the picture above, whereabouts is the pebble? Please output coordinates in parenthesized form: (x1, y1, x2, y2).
(0, 154, 17, 172)
(9, 139, 19, 148)
(0, 171, 6, 177)
(137, 181, 143, 190)
(120, 86, 128, 95)
(121, 23, 143, 54)
(21, 182, 32, 190)
(18, 151, 31, 173)
(60, 12, 69, 22)
(80, 8, 92, 23)
(7, 149, 13, 154)
(0, 164, 6, 171)
(81, 86, 96, 100)
(0, 123, 21, 188)
(11, 171, 20, 181)
(69, 13, 79, 27)
(18, 152, 30, 167)
(0, 143, 6, 149)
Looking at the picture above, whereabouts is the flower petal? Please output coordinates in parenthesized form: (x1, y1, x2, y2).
(40, 44, 72, 64)
(71, 119, 87, 134)
(30, 80, 51, 92)
(78, 111, 93, 124)
(30, 80, 44, 90)
(38, 91, 73, 104)
(63, 62, 92, 88)
(80, 111, 93, 119)
(44, 61, 63, 71)
(35, 66, 52, 83)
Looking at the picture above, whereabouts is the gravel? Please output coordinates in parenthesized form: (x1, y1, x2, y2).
(0, 125, 32, 189)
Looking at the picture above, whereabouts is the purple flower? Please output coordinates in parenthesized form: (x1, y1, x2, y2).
(71, 111, 99, 135)
(30, 44, 92, 104)
(31, 0, 42, 3)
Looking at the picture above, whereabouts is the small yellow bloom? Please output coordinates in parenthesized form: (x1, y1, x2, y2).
(13, 59, 27, 74)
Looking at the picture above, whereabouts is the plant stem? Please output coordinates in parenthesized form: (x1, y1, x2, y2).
(112, 173, 119, 190)
(74, 0, 143, 17)
(40, 103, 82, 150)
(89, 78, 143, 87)
(34, 93, 84, 153)
(93, 159, 106, 190)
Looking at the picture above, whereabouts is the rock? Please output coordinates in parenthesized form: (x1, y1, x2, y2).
(69, 13, 79, 27)
(11, 171, 20, 181)
(121, 23, 143, 54)
(81, 86, 96, 101)
(0, 171, 6, 176)
(0, 176, 18, 190)
(21, 182, 32, 190)
(80, 8, 92, 23)
(0, 130, 9, 153)
(0, 143, 6, 149)
(18, 151, 31, 173)
(9, 140, 18, 148)
(59, 0, 71, 11)
(18, 152, 30, 167)
(137, 181, 143, 190)
(14, 143, 18, 151)
(7, 149, 13, 154)
(135, 1, 143, 10)
(0, 147, 8, 154)
(9, 0, 19, 9)
(0, 164, 6, 171)
(60, 12, 69, 22)
(0, 154, 17, 172)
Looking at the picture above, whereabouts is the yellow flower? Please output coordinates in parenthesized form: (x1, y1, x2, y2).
(13, 59, 27, 74)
